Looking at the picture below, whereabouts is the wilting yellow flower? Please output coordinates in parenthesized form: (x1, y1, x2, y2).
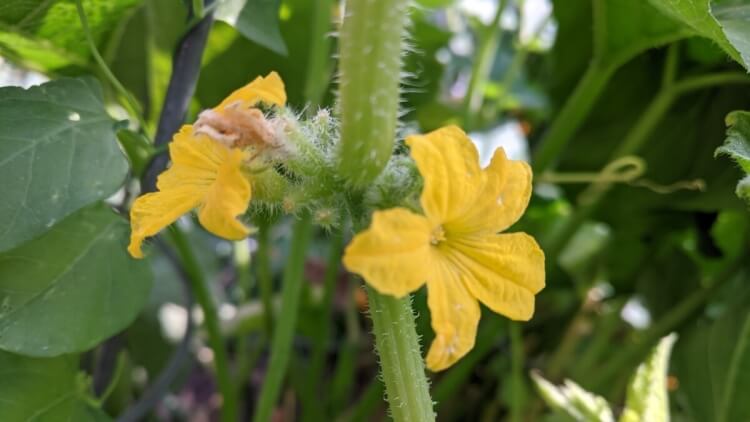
(128, 72, 286, 258)
(343, 125, 545, 371)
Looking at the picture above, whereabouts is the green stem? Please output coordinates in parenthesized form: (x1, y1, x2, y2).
(75, 0, 148, 132)
(256, 223, 274, 336)
(366, 286, 435, 422)
(532, 63, 614, 173)
(304, 229, 344, 421)
(337, 0, 410, 187)
(253, 216, 314, 422)
(509, 322, 524, 422)
(192, 0, 204, 18)
(169, 226, 237, 422)
(463, 0, 507, 130)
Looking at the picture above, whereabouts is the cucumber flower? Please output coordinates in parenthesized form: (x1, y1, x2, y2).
(128, 72, 286, 258)
(343, 126, 545, 371)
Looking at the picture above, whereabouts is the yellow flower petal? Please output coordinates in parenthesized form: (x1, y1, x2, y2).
(128, 126, 251, 258)
(197, 149, 252, 240)
(447, 147, 533, 235)
(425, 262, 481, 371)
(128, 187, 202, 258)
(406, 125, 486, 224)
(448, 232, 545, 321)
(343, 208, 433, 297)
(215, 71, 287, 111)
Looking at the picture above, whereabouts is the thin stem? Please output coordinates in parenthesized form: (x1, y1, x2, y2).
(463, 0, 508, 130)
(253, 216, 314, 422)
(169, 227, 237, 422)
(192, 0, 205, 19)
(75, 0, 148, 131)
(256, 223, 275, 336)
(509, 322, 524, 422)
(304, 229, 344, 420)
(532, 63, 614, 173)
(366, 287, 436, 422)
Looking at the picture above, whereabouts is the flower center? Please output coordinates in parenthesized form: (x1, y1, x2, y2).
(430, 225, 446, 246)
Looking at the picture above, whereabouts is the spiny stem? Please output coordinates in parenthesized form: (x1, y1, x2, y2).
(75, 0, 148, 132)
(366, 286, 436, 422)
(169, 226, 237, 422)
(253, 216, 314, 422)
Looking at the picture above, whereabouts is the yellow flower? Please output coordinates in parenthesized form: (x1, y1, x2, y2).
(128, 72, 286, 258)
(343, 125, 545, 371)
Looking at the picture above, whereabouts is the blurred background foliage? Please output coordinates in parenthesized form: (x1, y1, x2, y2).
(1, 0, 750, 420)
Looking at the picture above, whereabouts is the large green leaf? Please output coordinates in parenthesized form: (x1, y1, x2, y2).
(0, 350, 79, 421)
(0, 77, 128, 252)
(716, 110, 750, 203)
(0, 204, 152, 357)
(620, 334, 677, 422)
(593, 0, 692, 69)
(215, 0, 288, 55)
(0, 0, 142, 72)
(648, 0, 749, 70)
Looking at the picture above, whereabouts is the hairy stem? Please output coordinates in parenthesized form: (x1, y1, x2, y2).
(253, 216, 314, 422)
(366, 286, 436, 421)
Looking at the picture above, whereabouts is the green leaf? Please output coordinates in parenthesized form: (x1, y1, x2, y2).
(620, 333, 678, 422)
(215, 0, 288, 55)
(0, 204, 152, 357)
(0, 0, 142, 72)
(647, 0, 749, 69)
(531, 372, 615, 422)
(716, 110, 750, 203)
(594, 0, 692, 69)
(0, 350, 79, 421)
(0, 77, 128, 252)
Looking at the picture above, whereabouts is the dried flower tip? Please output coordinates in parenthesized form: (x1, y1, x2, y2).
(195, 108, 277, 150)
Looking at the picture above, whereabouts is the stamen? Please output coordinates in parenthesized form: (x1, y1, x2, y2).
(430, 225, 446, 245)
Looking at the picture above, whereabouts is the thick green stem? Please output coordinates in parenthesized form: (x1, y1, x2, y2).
(366, 286, 435, 422)
(253, 216, 314, 422)
(532, 63, 614, 173)
(463, 0, 507, 130)
(337, 0, 409, 187)
(169, 227, 237, 422)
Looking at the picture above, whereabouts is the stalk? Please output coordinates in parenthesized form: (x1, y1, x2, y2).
(337, 0, 410, 187)
(366, 286, 436, 421)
